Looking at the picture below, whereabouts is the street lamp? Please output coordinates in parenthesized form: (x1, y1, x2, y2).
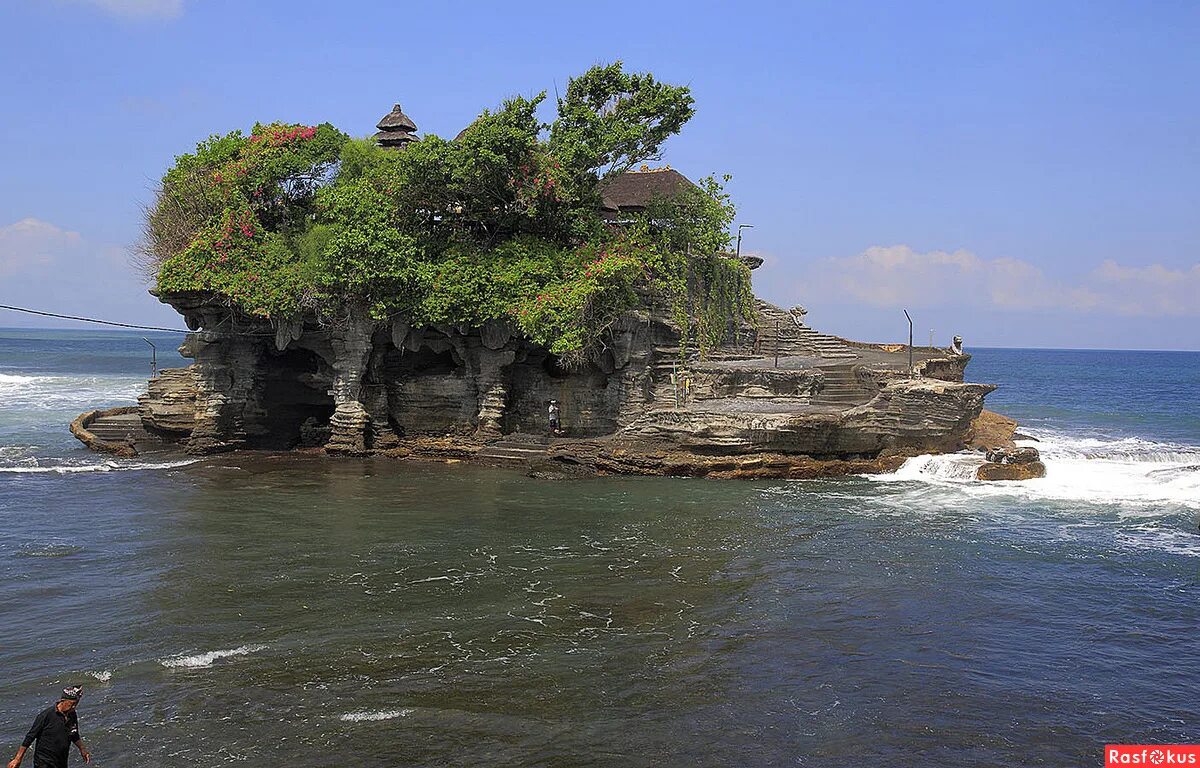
(902, 310, 913, 376)
(735, 224, 754, 259)
(142, 337, 157, 378)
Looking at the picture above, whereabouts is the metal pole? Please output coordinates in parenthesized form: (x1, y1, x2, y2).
(736, 224, 754, 259)
(142, 337, 157, 378)
(902, 310, 913, 375)
(672, 361, 679, 410)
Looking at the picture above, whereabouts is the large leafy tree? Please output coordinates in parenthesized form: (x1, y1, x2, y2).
(550, 63, 695, 182)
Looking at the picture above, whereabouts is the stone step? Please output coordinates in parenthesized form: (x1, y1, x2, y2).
(476, 444, 548, 463)
(498, 432, 550, 446)
(87, 416, 146, 440)
(88, 430, 140, 441)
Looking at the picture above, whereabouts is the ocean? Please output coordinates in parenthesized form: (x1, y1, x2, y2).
(1, 329, 1198, 766)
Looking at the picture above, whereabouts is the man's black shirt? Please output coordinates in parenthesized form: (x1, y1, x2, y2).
(21, 706, 79, 768)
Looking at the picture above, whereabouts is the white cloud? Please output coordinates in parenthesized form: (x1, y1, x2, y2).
(67, 0, 184, 20)
(0, 218, 82, 276)
(805, 244, 1200, 318)
(0, 217, 180, 329)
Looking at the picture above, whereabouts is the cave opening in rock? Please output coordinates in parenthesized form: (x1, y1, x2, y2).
(502, 349, 618, 436)
(252, 347, 335, 449)
(542, 353, 571, 379)
(402, 345, 460, 376)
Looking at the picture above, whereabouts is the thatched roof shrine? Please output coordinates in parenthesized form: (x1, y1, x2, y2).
(374, 103, 419, 148)
(598, 166, 698, 220)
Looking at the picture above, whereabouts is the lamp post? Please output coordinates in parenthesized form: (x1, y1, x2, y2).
(142, 337, 157, 378)
(735, 224, 754, 260)
(902, 310, 913, 376)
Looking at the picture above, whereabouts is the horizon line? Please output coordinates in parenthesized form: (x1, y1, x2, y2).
(2, 325, 1197, 354)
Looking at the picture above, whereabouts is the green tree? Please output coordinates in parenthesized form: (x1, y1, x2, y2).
(550, 63, 695, 183)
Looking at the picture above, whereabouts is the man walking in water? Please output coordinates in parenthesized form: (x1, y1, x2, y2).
(7, 687, 90, 767)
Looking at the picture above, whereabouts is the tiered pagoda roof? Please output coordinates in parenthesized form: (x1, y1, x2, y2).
(373, 104, 419, 148)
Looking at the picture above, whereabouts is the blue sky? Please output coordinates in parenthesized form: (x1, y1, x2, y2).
(1, 0, 1197, 349)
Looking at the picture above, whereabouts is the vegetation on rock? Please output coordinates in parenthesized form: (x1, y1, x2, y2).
(146, 63, 754, 363)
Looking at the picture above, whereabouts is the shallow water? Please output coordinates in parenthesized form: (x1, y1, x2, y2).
(1, 331, 1198, 766)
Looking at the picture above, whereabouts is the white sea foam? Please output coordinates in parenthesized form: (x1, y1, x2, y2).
(160, 644, 267, 669)
(339, 709, 413, 722)
(88, 670, 113, 682)
(16, 542, 84, 558)
(0, 458, 199, 474)
(873, 429, 1200, 510)
(0, 373, 144, 412)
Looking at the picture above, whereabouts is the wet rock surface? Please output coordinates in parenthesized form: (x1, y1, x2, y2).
(977, 444, 1046, 481)
(977, 461, 1047, 481)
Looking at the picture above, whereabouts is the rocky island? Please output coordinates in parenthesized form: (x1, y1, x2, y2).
(74, 65, 1039, 480)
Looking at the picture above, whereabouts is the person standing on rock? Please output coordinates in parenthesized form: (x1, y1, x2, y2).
(7, 687, 91, 767)
(548, 400, 561, 435)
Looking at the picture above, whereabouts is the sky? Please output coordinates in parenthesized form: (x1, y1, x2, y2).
(1, 0, 1197, 350)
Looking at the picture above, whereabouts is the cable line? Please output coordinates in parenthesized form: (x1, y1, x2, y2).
(0, 303, 191, 333)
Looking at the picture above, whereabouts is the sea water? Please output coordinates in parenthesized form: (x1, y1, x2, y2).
(1, 330, 1198, 766)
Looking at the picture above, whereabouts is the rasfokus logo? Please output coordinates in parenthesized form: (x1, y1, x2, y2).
(1106, 746, 1200, 766)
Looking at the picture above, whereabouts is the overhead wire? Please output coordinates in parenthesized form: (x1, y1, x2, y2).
(0, 303, 191, 333)
(0, 303, 281, 337)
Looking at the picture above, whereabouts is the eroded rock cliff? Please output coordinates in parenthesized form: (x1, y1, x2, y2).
(103, 288, 997, 479)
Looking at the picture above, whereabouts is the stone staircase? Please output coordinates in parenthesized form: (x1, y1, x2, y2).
(476, 433, 551, 465)
(752, 300, 856, 360)
(85, 413, 148, 444)
(812, 364, 876, 407)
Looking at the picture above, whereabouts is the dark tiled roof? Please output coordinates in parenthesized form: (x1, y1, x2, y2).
(374, 130, 418, 146)
(377, 104, 418, 132)
(598, 168, 697, 212)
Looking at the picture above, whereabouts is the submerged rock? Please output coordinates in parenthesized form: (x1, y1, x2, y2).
(977, 461, 1047, 481)
(984, 446, 1041, 464)
(977, 444, 1045, 480)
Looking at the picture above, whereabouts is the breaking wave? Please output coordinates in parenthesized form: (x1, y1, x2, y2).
(160, 645, 267, 669)
(874, 429, 1200, 509)
(0, 458, 198, 474)
(0, 373, 145, 412)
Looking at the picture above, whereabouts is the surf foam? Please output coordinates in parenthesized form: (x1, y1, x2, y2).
(339, 709, 413, 722)
(160, 644, 267, 669)
(874, 429, 1200, 509)
(0, 458, 199, 474)
(0, 373, 145, 412)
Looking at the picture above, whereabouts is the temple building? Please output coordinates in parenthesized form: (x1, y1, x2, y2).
(373, 104, 419, 148)
(598, 165, 697, 222)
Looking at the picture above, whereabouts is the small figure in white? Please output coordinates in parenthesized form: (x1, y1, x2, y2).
(548, 399, 561, 435)
(950, 335, 964, 355)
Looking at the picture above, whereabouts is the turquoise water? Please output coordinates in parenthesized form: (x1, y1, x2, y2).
(2, 330, 1198, 766)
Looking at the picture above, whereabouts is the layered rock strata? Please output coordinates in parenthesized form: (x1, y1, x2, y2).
(87, 289, 1000, 479)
